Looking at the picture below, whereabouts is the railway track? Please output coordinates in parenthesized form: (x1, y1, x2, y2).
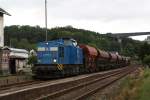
(0, 80, 44, 91)
(37, 66, 136, 100)
(0, 66, 138, 100)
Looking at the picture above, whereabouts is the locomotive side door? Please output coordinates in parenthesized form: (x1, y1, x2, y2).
(58, 47, 64, 64)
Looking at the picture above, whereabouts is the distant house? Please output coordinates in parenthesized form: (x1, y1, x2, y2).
(0, 8, 11, 47)
(0, 47, 29, 75)
(8, 48, 29, 74)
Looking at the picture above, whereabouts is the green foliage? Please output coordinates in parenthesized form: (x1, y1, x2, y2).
(4, 25, 143, 58)
(139, 69, 150, 100)
(28, 55, 37, 66)
(138, 42, 150, 61)
(143, 55, 150, 67)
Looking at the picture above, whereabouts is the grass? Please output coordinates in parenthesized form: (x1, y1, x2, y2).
(138, 68, 150, 100)
(114, 77, 141, 100)
(113, 67, 150, 100)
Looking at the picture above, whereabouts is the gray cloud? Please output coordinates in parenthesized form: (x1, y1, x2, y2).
(2, 0, 150, 20)
(47, 0, 150, 20)
(0, 0, 150, 40)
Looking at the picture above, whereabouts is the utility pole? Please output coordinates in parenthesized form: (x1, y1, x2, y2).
(45, 0, 48, 41)
(118, 38, 122, 54)
(9, 39, 11, 47)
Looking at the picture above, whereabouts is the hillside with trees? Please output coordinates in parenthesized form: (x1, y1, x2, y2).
(4, 25, 144, 58)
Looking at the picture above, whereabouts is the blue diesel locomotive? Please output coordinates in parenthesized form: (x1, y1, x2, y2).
(33, 38, 83, 78)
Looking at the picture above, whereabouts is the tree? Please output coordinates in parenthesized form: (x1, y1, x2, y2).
(143, 55, 150, 67)
(138, 42, 150, 60)
(10, 38, 18, 48)
(4, 25, 143, 58)
(28, 55, 37, 67)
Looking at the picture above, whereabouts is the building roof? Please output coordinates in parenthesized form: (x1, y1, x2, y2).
(3, 46, 29, 59)
(10, 48, 28, 59)
(9, 48, 28, 54)
(0, 8, 11, 16)
(3, 46, 28, 53)
(10, 52, 28, 59)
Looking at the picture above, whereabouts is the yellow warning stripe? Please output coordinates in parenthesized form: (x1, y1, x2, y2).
(57, 64, 64, 70)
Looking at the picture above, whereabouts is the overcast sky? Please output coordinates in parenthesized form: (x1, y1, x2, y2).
(1, 0, 150, 40)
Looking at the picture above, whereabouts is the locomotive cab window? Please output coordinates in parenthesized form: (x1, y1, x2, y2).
(59, 47, 64, 58)
(64, 40, 73, 46)
(64, 39, 77, 46)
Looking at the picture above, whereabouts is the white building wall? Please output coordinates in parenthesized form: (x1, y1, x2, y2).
(16, 60, 26, 72)
(0, 15, 4, 47)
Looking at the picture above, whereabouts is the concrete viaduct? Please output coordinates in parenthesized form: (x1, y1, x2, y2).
(103, 32, 150, 38)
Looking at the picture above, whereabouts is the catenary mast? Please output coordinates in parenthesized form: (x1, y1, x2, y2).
(45, 0, 48, 41)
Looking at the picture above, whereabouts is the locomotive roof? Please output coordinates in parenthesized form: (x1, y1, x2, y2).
(50, 37, 76, 41)
(38, 38, 77, 44)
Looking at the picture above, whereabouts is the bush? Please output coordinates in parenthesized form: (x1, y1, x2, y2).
(143, 55, 150, 67)
(28, 55, 37, 67)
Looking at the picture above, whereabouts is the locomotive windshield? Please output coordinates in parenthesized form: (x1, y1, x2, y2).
(64, 39, 77, 46)
(37, 47, 45, 51)
(64, 40, 73, 46)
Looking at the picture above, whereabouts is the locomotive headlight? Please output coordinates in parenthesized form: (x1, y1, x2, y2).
(53, 59, 57, 62)
(38, 60, 41, 63)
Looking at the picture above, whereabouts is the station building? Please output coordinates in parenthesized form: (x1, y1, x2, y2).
(0, 47, 10, 75)
(8, 47, 29, 74)
(0, 8, 10, 75)
(0, 8, 29, 75)
(0, 47, 29, 75)
(0, 8, 11, 47)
